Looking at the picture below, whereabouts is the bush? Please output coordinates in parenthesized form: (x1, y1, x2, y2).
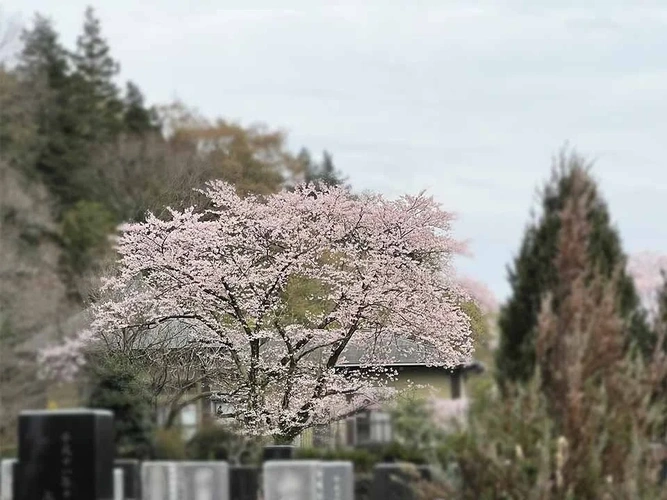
(153, 428, 186, 460)
(60, 200, 116, 272)
(86, 355, 154, 459)
(185, 423, 263, 464)
(354, 472, 373, 500)
(295, 442, 434, 473)
(296, 447, 378, 472)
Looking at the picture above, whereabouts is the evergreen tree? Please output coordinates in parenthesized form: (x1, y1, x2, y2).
(496, 149, 651, 388)
(298, 147, 347, 187)
(123, 81, 159, 135)
(656, 270, 667, 329)
(16, 14, 68, 88)
(70, 6, 123, 141)
(86, 355, 154, 459)
(15, 14, 85, 205)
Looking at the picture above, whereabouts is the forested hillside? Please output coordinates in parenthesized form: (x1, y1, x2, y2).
(0, 7, 345, 449)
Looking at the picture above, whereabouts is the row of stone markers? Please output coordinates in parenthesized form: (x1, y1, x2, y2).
(0, 408, 434, 499)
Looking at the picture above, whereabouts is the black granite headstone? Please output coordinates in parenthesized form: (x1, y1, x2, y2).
(12, 461, 20, 500)
(15, 409, 114, 500)
(370, 463, 420, 500)
(114, 459, 141, 500)
(261, 445, 294, 461)
(230, 465, 258, 500)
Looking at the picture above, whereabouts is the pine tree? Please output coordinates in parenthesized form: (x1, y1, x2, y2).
(496, 149, 652, 388)
(15, 14, 85, 205)
(70, 6, 123, 141)
(122, 81, 159, 135)
(16, 14, 69, 88)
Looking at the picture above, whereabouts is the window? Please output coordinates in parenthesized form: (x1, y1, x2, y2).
(345, 410, 393, 446)
(356, 412, 371, 444)
(212, 401, 235, 419)
(180, 403, 198, 440)
(370, 411, 392, 443)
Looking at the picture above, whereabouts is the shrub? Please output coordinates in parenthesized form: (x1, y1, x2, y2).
(185, 423, 263, 464)
(60, 200, 116, 272)
(296, 447, 378, 472)
(153, 428, 186, 460)
(86, 355, 154, 459)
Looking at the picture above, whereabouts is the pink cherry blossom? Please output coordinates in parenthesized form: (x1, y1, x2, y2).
(627, 251, 667, 319)
(431, 396, 470, 428)
(457, 275, 499, 316)
(40, 182, 473, 439)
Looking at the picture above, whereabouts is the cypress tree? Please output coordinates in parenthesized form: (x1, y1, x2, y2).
(496, 149, 652, 388)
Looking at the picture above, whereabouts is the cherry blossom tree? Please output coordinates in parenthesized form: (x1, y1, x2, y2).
(457, 275, 499, 316)
(627, 251, 667, 320)
(40, 181, 472, 441)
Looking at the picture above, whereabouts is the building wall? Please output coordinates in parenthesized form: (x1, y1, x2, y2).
(389, 368, 458, 400)
(294, 367, 470, 448)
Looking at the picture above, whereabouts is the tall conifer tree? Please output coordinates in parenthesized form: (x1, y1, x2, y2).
(70, 6, 123, 142)
(496, 149, 651, 388)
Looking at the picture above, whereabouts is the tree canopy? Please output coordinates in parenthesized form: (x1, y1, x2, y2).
(40, 182, 473, 441)
(496, 150, 651, 388)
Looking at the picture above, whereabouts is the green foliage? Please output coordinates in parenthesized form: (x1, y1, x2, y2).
(280, 274, 332, 325)
(656, 269, 667, 330)
(69, 6, 124, 142)
(123, 81, 160, 135)
(153, 428, 187, 460)
(297, 147, 347, 187)
(389, 396, 446, 456)
(185, 423, 264, 463)
(60, 200, 116, 272)
(13, 8, 160, 212)
(296, 443, 430, 473)
(496, 149, 651, 388)
(16, 14, 86, 205)
(429, 371, 667, 500)
(296, 447, 381, 472)
(86, 355, 155, 459)
(460, 300, 494, 367)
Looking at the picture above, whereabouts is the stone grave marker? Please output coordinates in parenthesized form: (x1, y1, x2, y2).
(1, 459, 17, 500)
(115, 459, 141, 500)
(263, 460, 323, 500)
(230, 465, 258, 500)
(371, 463, 424, 500)
(176, 462, 229, 500)
(114, 468, 124, 500)
(15, 408, 114, 500)
(141, 462, 178, 500)
(322, 461, 353, 500)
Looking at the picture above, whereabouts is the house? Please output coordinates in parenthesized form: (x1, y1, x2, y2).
(294, 340, 483, 448)
(36, 312, 484, 446)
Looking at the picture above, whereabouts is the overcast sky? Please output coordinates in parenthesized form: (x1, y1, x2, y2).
(4, 1, 667, 302)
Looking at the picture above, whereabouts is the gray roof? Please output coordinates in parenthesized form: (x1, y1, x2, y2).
(41, 313, 482, 371)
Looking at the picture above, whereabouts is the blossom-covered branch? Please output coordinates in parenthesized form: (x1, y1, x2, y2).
(41, 181, 472, 440)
